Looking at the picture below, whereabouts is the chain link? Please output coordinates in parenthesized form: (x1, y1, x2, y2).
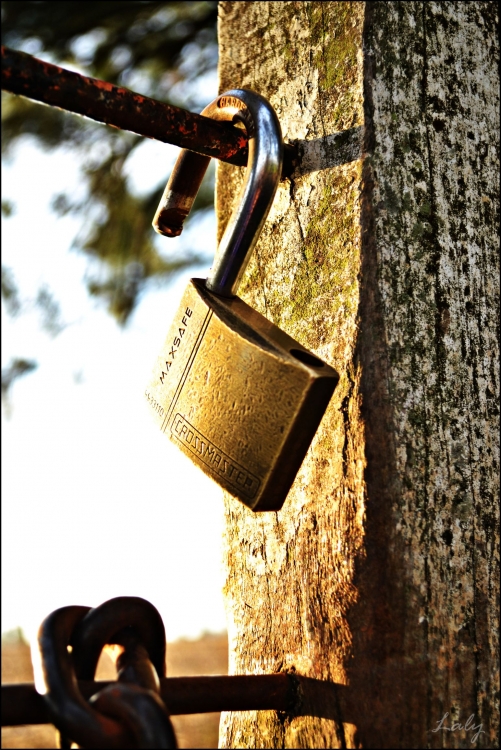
(36, 597, 177, 749)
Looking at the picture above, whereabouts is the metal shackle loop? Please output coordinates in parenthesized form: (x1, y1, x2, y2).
(153, 89, 283, 297)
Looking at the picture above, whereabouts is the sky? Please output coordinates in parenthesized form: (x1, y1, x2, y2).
(1, 130, 228, 645)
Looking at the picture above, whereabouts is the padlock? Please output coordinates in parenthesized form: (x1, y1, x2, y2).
(145, 89, 339, 511)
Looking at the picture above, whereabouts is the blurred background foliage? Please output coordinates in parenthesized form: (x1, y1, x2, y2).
(1, 0, 218, 326)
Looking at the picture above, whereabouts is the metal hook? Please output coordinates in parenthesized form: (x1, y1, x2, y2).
(153, 89, 283, 298)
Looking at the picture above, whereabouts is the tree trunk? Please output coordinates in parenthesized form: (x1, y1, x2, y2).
(215, 2, 499, 747)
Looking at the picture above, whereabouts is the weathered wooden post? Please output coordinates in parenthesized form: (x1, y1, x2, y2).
(216, 2, 499, 747)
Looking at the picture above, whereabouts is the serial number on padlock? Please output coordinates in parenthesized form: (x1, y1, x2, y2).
(145, 389, 164, 417)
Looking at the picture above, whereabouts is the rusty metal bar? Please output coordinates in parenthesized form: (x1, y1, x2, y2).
(1, 674, 293, 726)
(161, 674, 293, 715)
(1, 47, 296, 178)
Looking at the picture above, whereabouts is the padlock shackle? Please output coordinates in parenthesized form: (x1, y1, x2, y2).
(153, 89, 283, 297)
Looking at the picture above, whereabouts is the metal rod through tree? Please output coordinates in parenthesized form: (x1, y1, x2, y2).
(1, 47, 296, 178)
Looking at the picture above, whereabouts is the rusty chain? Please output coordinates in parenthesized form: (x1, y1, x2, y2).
(2, 594, 353, 738)
(36, 597, 177, 749)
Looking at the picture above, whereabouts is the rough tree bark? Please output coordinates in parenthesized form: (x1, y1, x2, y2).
(215, 3, 499, 748)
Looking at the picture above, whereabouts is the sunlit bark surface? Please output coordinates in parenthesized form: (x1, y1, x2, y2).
(216, 2, 499, 747)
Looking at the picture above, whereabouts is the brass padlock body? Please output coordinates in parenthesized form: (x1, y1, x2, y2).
(146, 279, 338, 511)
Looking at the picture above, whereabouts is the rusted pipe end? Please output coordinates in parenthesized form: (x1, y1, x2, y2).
(153, 208, 188, 237)
(152, 151, 211, 238)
